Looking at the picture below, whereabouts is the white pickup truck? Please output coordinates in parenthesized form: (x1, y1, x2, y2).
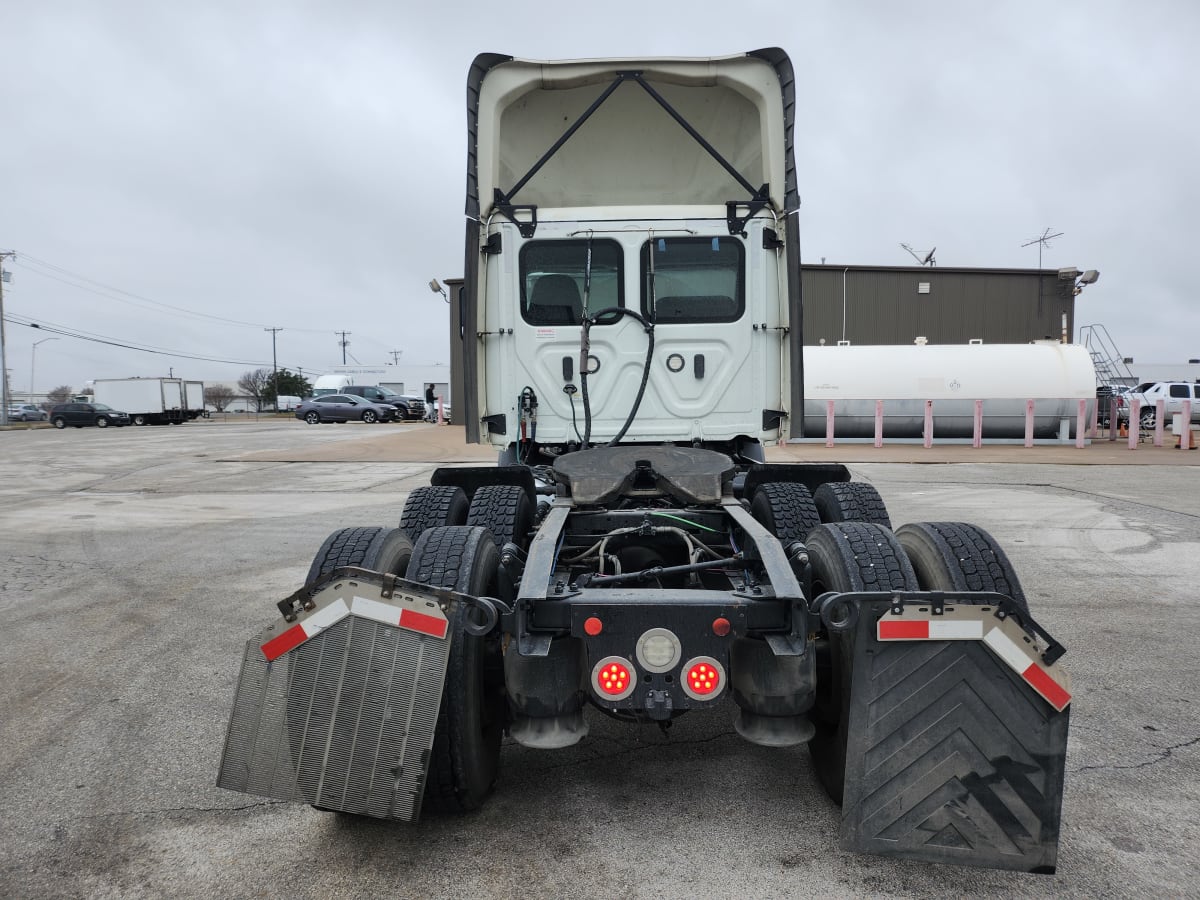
(1131, 381, 1200, 429)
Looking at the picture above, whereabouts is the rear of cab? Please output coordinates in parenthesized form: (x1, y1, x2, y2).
(461, 51, 801, 452)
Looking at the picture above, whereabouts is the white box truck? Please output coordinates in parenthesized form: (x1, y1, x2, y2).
(93, 377, 187, 425)
(184, 381, 207, 419)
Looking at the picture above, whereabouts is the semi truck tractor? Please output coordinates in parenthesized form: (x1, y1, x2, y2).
(93, 377, 187, 425)
(219, 49, 1071, 873)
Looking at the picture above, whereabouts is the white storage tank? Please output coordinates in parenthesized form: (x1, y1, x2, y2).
(800, 342, 1097, 439)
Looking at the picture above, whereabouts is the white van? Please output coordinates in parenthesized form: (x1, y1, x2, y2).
(310, 375, 352, 398)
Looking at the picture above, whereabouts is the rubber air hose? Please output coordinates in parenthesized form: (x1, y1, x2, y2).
(579, 307, 655, 448)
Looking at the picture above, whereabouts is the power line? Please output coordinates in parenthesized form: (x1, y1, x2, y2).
(11, 252, 330, 333)
(2, 314, 318, 371)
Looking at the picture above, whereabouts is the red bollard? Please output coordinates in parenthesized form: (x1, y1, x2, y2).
(1183, 400, 1194, 450)
(1156, 399, 1166, 447)
(972, 400, 983, 448)
(923, 400, 933, 449)
(1024, 400, 1035, 448)
(1128, 398, 1139, 450)
(1076, 399, 1087, 449)
(825, 400, 835, 448)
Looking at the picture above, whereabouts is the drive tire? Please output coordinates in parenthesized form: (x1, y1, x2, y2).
(361, 410, 378, 424)
(895, 521, 1029, 616)
(52, 417, 66, 429)
(806, 522, 917, 805)
(304, 411, 321, 425)
(466, 484, 534, 550)
(400, 485, 469, 543)
(814, 482, 891, 529)
(304, 525, 414, 586)
(406, 525, 504, 813)
(750, 482, 820, 543)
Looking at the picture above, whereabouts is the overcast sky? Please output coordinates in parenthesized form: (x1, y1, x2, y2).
(2, 0, 1196, 396)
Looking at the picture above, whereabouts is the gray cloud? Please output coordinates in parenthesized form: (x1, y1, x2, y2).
(2, 0, 1196, 395)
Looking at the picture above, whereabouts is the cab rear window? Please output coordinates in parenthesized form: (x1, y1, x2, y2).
(639, 236, 744, 323)
(519, 239, 623, 326)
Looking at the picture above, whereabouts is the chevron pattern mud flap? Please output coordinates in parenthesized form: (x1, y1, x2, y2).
(217, 576, 452, 821)
(839, 600, 1070, 873)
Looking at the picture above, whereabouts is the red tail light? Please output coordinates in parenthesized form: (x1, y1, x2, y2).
(681, 656, 726, 701)
(590, 656, 636, 701)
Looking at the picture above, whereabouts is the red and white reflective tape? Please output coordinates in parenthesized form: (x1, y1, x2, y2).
(877, 609, 1071, 712)
(261, 594, 448, 662)
(877, 619, 984, 640)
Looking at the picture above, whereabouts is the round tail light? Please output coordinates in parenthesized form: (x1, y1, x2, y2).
(681, 656, 726, 701)
(591, 655, 636, 701)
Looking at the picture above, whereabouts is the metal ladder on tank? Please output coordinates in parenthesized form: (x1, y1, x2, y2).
(1080, 324, 1144, 439)
(1079, 324, 1136, 387)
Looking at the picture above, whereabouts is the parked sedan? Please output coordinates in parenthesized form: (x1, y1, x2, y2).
(49, 402, 131, 428)
(294, 394, 396, 425)
(7, 404, 48, 422)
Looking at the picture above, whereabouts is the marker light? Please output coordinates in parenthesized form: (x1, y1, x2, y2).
(681, 656, 726, 701)
(584, 616, 603, 636)
(591, 656, 636, 701)
(635, 627, 681, 673)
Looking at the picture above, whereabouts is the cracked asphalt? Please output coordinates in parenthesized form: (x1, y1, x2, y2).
(1, 420, 1197, 898)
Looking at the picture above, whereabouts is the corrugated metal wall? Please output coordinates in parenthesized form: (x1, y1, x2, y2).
(801, 266, 1076, 347)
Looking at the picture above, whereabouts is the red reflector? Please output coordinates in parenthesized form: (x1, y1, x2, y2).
(261, 624, 306, 661)
(597, 661, 631, 695)
(686, 662, 720, 695)
(584, 616, 603, 636)
(878, 620, 929, 640)
(1022, 663, 1072, 712)
(399, 608, 448, 639)
(711, 617, 731, 637)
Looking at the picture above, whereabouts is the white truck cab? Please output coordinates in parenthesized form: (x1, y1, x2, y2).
(461, 52, 800, 461)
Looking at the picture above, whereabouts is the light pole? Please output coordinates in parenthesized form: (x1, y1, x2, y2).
(429, 279, 449, 303)
(31, 337, 60, 407)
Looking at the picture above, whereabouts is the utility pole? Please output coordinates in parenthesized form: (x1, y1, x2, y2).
(265, 327, 283, 412)
(337, 331, 351, 365)
(389, 350, 402, 365)
(0, 251, 14, 427)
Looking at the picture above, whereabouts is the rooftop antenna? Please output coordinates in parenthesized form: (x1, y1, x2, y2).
(900, 243, 937, 266)
(1022, 227, 1064, 270)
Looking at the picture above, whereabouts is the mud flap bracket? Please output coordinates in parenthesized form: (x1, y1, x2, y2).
(838, 596, 1070, 873)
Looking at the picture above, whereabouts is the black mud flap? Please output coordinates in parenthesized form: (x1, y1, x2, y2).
(839, 599, 1070, 873)
(217, 571, 453, 821)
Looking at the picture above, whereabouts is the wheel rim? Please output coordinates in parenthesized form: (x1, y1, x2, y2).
(97, 418, 108, 427)
(306, 412, 320, 424)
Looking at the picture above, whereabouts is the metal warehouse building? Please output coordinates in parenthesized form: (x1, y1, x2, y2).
(800, 264, 1082, 347)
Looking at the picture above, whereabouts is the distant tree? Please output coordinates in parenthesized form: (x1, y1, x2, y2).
(263, 369, 312, 406)
(204, 385, 235, 412)
(46, 385, 73, 405)
(237, 368, 271, 411)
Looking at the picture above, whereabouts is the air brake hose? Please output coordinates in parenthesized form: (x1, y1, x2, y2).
(579, 307, 655, 448)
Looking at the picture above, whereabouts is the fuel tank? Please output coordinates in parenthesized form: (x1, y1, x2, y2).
(800, 342, 1096, 439)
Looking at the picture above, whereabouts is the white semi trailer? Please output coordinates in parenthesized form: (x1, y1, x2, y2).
(219, 50, 1072, 873)
(93, 377, 187, 425)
